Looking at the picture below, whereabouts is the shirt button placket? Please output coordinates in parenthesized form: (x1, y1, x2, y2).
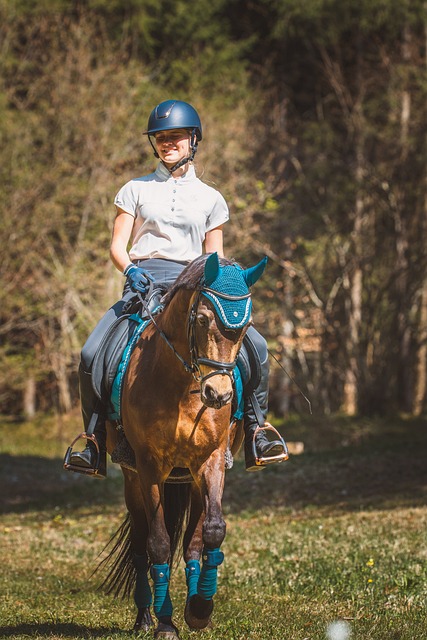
(171, 184, 176, 212)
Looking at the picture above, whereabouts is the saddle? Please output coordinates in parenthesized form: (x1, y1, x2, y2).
(91, 286, 167, 406)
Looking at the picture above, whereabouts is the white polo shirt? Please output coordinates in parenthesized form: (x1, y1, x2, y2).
(114, 163, 229, 262)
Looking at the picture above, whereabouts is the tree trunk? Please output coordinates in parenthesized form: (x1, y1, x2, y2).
(394, 24, 413, 412)
(57, 358, 72, 414)
(320, 40, 365, 415)
(342, 220, 362, 416)
(278, 318, 293, 415)
(23, 376, 36, 418)
(342, 100, 364, 415)
(413, 278, 427, 416)
(411, 18, 427, 416)
(278, 237, 294, 415)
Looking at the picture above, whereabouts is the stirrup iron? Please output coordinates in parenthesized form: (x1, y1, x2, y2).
(251, 424, 289, 467)
(63, 432, 102, 476)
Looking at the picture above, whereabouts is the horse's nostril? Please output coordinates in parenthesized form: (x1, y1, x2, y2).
(204, 384, 218, 402)
(202, 384, 232, 408)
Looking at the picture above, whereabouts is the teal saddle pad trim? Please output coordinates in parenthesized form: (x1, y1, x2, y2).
(108, 315, 151, 421)
(108, 316, 245, 423)
(232, 364, 244, 420)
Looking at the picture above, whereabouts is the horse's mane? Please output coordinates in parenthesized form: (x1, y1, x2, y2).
(161, 254, 236, 307)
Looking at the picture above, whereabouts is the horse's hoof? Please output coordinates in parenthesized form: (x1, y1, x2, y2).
(133, 607, 154, 633)
(154, 619, 180, 639)
(184, 595, 214, 630)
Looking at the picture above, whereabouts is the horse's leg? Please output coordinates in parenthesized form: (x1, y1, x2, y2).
(185, 450, 226, 629)
(183, 484, 204, 592)
(122, 469, 154, 633)
(183, 485, 216, 630)
(137, 464, 179, 640)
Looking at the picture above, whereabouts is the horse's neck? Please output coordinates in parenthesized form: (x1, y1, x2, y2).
(154, 289, 192, 365)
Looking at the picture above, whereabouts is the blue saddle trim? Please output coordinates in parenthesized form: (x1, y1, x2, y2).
(108, 315, 151, 421)
(108, 314, 245, 423)
(233, 364, 244, 420)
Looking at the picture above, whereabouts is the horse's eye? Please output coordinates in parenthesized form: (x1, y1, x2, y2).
(196, 314, 209, 327)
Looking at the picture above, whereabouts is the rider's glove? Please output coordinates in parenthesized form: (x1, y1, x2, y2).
(123, 264, 154, 294)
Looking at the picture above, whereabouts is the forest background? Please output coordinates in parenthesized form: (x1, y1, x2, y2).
(1, 0, 426, 421)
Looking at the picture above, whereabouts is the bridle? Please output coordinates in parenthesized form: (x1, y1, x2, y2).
(138, 286, 251, 387)
(187, 289, 250, 384)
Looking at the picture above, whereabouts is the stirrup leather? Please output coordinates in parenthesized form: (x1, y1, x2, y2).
(251, 423, 289, 467)
(63, 433, 102, 476)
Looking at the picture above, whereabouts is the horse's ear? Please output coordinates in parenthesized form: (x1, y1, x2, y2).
(242, 256, 268, 287)
(204, 252, 220, 286)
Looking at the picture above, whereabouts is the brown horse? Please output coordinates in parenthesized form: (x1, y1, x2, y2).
(102, 253, 267, 639)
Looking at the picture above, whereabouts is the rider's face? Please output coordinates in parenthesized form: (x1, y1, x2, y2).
(154, 129, 191, 168)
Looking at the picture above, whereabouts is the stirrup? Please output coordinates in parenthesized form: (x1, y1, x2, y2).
(63, 432, 102, 476)
(251, 423, 289, 467)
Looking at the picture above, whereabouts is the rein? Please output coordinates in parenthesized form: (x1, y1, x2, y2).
(136, 286, 245, 385)
(136, 291, 195, 375)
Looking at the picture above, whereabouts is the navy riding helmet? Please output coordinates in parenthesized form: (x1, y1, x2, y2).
(144, 100, 202, 172)
(145, 100, 202, 140)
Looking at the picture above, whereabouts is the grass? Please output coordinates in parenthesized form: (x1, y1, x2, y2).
(0, 411, 426, 639)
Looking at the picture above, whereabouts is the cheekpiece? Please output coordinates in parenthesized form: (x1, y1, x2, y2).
(202, 265, 252, 329)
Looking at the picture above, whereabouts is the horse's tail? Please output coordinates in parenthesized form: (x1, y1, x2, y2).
(95, 512, 136, 599)
(165, 482, 192, 568)
(95, 483, 192, 599)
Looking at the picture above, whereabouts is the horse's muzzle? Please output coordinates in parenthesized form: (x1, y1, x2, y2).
(200, 380, 233, 409)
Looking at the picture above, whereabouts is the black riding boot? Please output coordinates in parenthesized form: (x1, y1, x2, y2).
(243, 349, 288, 472)
(67, 365, 107, 478)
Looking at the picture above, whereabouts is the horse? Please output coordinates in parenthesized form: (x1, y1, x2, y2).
(101, 252, 267, 639)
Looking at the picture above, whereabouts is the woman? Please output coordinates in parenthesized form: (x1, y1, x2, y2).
(68, 100, 287, 478)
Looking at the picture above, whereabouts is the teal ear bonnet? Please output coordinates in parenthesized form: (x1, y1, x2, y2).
(201, 254, 268, 330)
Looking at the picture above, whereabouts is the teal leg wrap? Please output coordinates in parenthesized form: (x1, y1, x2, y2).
(197, 547, 224, 601)
(133, 554, 152, 609)
(185, 560, 201, 600)
(150, 563, 173, 618)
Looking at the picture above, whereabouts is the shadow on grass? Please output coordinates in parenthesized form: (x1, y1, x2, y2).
(224, 416, 427, 514)
(1, 416, 426, 516)
(0, 452, 123, 515)
(0, 622, 124, 638)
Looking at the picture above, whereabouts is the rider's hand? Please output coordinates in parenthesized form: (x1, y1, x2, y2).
(123, 264, 154, 294)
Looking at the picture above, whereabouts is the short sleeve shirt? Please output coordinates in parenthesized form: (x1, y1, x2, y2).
(114, 163, 229, 262)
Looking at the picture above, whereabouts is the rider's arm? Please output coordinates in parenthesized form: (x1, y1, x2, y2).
(110, 207, 135, 273)
(204, 225, 224, 257)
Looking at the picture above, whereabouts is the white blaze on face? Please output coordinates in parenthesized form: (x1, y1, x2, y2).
(326, 620, 352, 640)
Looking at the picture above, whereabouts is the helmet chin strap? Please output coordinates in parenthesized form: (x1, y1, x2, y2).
(149, 129, 198, 174)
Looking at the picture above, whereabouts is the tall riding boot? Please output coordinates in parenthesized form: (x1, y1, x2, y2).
(68, 365, 107, 478)
(244, 351, 288, 472)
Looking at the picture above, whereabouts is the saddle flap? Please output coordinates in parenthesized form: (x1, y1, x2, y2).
(91, 314, 142, 401)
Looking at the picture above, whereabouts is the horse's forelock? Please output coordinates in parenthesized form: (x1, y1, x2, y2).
(162, 254, 236, 307)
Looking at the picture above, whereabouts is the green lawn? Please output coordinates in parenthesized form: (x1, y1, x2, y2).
(1, 413, 426, 639)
